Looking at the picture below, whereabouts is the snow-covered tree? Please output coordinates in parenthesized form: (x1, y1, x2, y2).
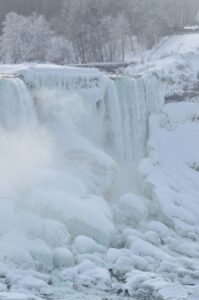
(0, 12, 53, 63)
(25, 13, 54, 62)
(111, 13, 130, 61)
(0, 12, 25, 63)
(47, 36, 75, 64)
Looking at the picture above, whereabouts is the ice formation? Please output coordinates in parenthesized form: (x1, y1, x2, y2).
(0, 34, 199, 299)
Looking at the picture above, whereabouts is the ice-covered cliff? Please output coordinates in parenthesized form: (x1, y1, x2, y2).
(0, 56, 199, 300)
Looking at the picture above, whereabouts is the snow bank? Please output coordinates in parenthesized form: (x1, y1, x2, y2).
(143, 102, 199, 231)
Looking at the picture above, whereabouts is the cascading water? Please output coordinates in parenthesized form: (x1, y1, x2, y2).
(0, 75, 53, 214)
(102, 76, 164, 193)
(0, 76, 37, 129)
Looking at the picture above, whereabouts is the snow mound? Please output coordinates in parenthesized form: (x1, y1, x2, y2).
(144, 101, 199, 233)
(53, 248, 74, 268)
(73, 236, 105, 255)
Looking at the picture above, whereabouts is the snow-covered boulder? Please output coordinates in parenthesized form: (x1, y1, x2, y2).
(75, 260, 111, 290)
(0, 245, 34, 270)
(144, 231, 161, 247)
(24, 187, 113, 247)
(147, 222, 170, 239)
(112, 256, 133, 278)
(76, 253, 105, 267)
(29, 241, 53, 271)
(73, 236, 105, 255)
(11, 276, 48, 294)
(53, 247, 74, 268)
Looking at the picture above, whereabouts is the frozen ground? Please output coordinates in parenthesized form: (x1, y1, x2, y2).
(0, 34, 199, 300)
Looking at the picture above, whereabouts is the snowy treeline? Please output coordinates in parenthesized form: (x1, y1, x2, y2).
(0, 12, 74, 64)
(1, 0, 199, 64)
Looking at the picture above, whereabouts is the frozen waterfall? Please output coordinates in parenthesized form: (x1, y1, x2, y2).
(14, 66, 164, 193)
(3, 65, 197, 300)
(0, 65, 165, 256)
(0, 65, 164, 248)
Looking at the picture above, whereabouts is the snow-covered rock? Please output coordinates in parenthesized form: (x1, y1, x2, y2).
(25, 188, 113, 246)
(29, 241, 53, 271)
(0, 245, 34, 270)
(73, 236, 105, 255)
(53, 248, 74, 268)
